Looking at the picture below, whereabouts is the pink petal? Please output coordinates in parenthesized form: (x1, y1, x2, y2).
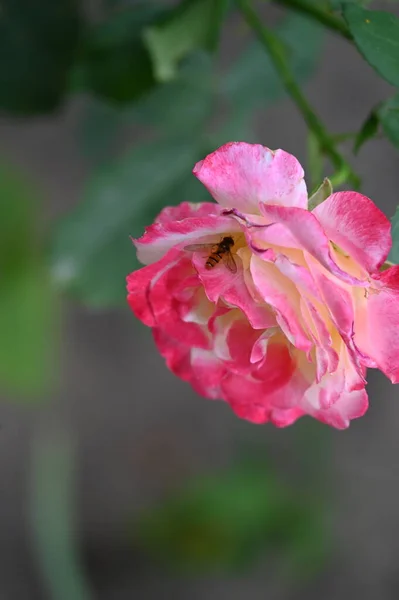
(312, 191, 391, 273)
(305, 258, 368, 377)
(301, 342, 367, 428)
(222, 346, 313, 423)
(193, 142, 308, 213)
(127, 247, 181, 327)
(258, 204, 368, 286)
(155, 201, 219, 224)
(149, 257, 210, 349)
(153, 327, 194, 384)
(274, 254, 322, 301)
(304, 389, 369, 429)
(134, 211, 242, 265)
(354, 265, 399, 383)
(192, 252, 277, 330)
(300, 297, 339, 382)
(250, 255, 312, 352)
(189, 348, 226, 399)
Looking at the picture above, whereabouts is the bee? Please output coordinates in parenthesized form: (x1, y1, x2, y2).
(184, 236, 237, 273)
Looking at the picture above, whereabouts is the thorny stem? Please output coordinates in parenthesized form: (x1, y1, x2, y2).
(237, 0, 360, 189)
(272, 0, 352, 40)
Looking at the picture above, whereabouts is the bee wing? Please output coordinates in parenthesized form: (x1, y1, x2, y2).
(184, 243, 217, 252)
(224, 251, 237, 273)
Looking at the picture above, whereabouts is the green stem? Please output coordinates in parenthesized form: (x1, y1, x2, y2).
(272, 0, 352, 40)
(237, 0, 360, 189)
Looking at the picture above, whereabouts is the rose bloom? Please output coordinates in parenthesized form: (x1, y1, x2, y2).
(126, 142, 399, 429)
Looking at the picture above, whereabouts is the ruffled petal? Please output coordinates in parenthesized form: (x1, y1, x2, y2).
(127, 247, 181, 327)
(222, 345, 312, 424)
(312, 192, 391, 273)
(155, 201, 219, 224)
(134, 211, 242, 265)
(354, 265, 399, 383)
(303, 389, 368, 429)
(250, 255, 312, 352)
(258, 204, 368, 286)
(192, 251, 277, 330)
(193, 142, 308, 213)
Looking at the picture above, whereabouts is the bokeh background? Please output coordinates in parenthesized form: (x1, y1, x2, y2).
(1, 1, 399, 598)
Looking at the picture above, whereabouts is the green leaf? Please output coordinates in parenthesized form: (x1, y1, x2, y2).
(0, 165, 56, 397)
(329, 0, 372, 8)
(0, 0, 81, 114)
(30, 429, 92, 600)
(378, 93, 399, 150)
(343, 5, 399, 88)
(134, 461, 327, 574)
(308, 178, 333, 211)
(353, 109, 379, 154)
(78, 53, 213, 165)
(51, 138, 209, 307)
(143, 0, 216, 82)
(78, 99, 126, 165)
(207, 0, 231, 51)
(131, 52, 213, 132)
(389, 206, 399, 264)
(223, 13, 324, 116)
(73, 4, 164, 103)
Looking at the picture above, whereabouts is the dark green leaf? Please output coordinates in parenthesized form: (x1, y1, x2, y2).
(343, 5, 399, 87)
(132, 53, 213, 132)
(78, 100, 126, 165)
(78, 53, 212, 165)
(207, 0, 231, 51)
(353, 109, 379, 154)
(389, 206, 399, 264)
(73, 4, 164, 103)
(0, 0, 81, 114)
(223, 13, 324, 116)
(329, 0, 372, 8)
(143, 0, 216, 82)
(378, 93, 399, 150)
(51, 138, 209, 307)
(0, 165, 56, 396)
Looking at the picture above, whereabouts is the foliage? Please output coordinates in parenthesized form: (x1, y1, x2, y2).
(1, 0, 399, 387)
(0, 0, 81, 114)
(0, 165, 57, 397)
(3, 0, 399, 585)
(134, 460, 328, 576)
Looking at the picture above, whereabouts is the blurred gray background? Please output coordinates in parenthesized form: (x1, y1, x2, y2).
(1, 10, 399, 600)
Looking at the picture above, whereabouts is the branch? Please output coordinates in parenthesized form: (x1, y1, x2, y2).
(272, 0, 352, 40)
(236, 0, 360, 189)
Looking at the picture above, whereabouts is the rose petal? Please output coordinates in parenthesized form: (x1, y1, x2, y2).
(312, 191, 391, 273)
(155, 201, 219, 224)
(222, 346, 313, 422)
(354, 265, 399, 383)
(134, 211, 242, 265)
(127, 247, 182, 327)
(192, 251, 277, 330)
(250, 255, 312, 352)
(258, 204, 368, 286)
(303, 388, 368, 429)
(300, 297, 339, 382)
(193, 142, 308, 213)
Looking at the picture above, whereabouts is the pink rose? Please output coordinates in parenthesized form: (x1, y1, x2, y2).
(127, 142, 399, 429)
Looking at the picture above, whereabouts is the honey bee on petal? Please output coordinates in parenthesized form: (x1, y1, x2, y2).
(184, 236, 237, 273)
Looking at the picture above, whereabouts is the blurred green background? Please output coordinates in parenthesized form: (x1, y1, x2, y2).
(2, 1, 399, 598)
